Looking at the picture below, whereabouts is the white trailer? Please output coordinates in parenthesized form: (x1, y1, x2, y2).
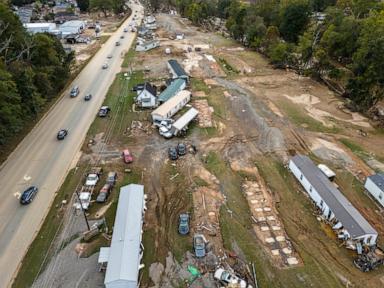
(151, 90, 191, 124)
(158, 107, 199, 138)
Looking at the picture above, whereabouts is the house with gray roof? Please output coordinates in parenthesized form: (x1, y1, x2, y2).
(167, 59, 188, 82)
(289, 155, 378, 246)
(98, 184, 145, 288)
(365, 174, 384, 208)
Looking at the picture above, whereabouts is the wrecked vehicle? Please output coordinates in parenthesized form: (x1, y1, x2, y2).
(214, 268, 252, 288)
(193, 234, 206, 258)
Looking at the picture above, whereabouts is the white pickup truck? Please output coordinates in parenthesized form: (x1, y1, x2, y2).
(85, 173, 99, 186)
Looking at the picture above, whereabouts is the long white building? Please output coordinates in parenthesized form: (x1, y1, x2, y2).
(365, 174, 384, 208)
(289, 155, 377, 246)
(98, 184, 145, 288)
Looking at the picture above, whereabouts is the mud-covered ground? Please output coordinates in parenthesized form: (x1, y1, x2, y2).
(32, 12, 384, 288)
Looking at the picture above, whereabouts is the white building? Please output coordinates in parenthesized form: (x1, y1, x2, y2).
(59, 20, 86, 36)
(136, 83, 157, 108)
(135, 40, 160, 52)
(24, 23, 57, 34)
(171, 107, 199, 135)
(289, 155, 378, 246)
(98, 184, 145, 288)
(365, 174, 384, 208)
(151, 90, 191, 123)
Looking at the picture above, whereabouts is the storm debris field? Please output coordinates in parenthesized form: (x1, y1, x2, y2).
(19, 10, 384, 288)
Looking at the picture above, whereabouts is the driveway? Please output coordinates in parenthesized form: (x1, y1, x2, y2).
(0, 3, 143, 287)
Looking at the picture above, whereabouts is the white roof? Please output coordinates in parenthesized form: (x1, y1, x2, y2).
(98, 247, 110, 263)
(317, 164, 336, 178)
(104, 184, 144, 288)
(60, 20, 85, 28)
(24, 23, 56, 28)
(172, 107, 199, 130)
(79, 192, 90, 200)
(152, 90, 191, 118)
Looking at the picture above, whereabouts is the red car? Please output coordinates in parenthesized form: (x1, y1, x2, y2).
(122, 149, 133, 163)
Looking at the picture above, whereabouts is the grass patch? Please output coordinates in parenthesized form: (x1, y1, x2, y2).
(12, 167, 86, 288)
(217, 57, 239, 75)
(278, 99, 341, 133)
(86, 70, 146, 144)
(339, 138, 371, 160)
(122, 47, 136, 68)
(193, 176, 209, 187)
(190, 78, 210, 94)
(141, 228, 157, 284)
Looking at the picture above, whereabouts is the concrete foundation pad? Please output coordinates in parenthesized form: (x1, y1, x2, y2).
(272, 226, 281, 231)
(287, 257, 299, 265)
(276, 236, 285, 242)
(282, 248, 292, 255)
(265, 237, 275, 243)
(261, 226, 270, 231)
(271, 249, 280, 256)
(267, 216, 275, 221)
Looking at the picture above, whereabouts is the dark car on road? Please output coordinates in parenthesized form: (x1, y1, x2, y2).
(168, 147, 178, 160)
(96, 184, 112, 203)
(177, 143, 187, 156)
(57, 129, 68, 140)
(178, 213, 190, 235)
(115, 41, 121, 46)
(20, 186, 38, 205)
(70, 86, 79, 97)
(84, 94, 92, 101)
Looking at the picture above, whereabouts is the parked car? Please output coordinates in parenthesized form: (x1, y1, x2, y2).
(98, 106, 110, 117)
(120, 35, 125, 39)
(168, 147, 178, 160)
(115, 41, 121, 46)
(70, 85, 79, 97)
(159, 126, 173, 139)
(102, 63, 109, 69)
(214, 268, 250, 288)
(123, 28, 128, 32)
(177, 143, 187, 156)
(178, 213, 190, 235)
(107, 171, 117, 186)
(122, 149, 133, 163)
(132, 83, 144, 92)
(85, 173, 99, 186)
(193, 234, 206, 258)
(107, 54, 113, 59)
(20, 186, 38, 205)
(57, 129, 68, 140)
(84, 94, 92, 101)
(96, 184, 112, 203)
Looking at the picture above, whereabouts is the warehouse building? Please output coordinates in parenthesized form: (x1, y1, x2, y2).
(365, 174, 384, 208)
(98, 184, 145, 288)
(289, 155, 377, 246)
(152, 90, 191, 123)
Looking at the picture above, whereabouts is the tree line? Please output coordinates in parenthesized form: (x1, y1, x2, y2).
(153, 0, 384, 115)
(0, 3, 72, 147)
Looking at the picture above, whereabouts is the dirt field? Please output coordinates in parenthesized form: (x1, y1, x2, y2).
(26, 11, 384, 288)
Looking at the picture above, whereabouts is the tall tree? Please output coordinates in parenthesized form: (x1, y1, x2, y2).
(77, 0, 90, 12)
(279, 1, 311, 43)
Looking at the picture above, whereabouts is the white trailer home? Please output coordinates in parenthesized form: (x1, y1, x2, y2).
(151, 90, 191, 124)
(135, 40, 160, 52)
(289, 155, 378, 246)
(364, 174, 384, 208)
(171, 107, 199, 135)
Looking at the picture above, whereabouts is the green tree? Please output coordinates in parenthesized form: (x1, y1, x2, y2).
(90, 0, 113, 17)
(77, 0, 90, 12)
(279, 1, 311, 43)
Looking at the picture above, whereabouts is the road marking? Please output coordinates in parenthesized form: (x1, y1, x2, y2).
(23, 175, 31, 181)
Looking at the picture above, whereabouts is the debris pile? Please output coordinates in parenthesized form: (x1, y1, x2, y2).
(126, 120, 152, 136)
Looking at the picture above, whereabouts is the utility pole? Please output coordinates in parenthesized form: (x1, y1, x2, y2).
(75, 189, 90, 231)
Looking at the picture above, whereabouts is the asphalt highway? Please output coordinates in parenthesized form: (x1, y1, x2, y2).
(0, 2, 143, 287)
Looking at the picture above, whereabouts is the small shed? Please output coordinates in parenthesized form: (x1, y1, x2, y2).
(171, 107, 199, 135)
(365, 174, 384, 208)
(167, 59, 188, 82)
(136, 83, 157, 108)
(158, 78, 186, 103)
(151, 90, 191, 123)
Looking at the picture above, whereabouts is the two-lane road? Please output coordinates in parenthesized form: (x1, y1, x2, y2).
(0, 3, 143, 287)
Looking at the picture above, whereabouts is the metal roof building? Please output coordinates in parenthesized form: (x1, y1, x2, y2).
(152, 90, 191, 122)
(99, 184, 145, 288)
(171, 107, 199, 135)
(158, 78, 186, 103)
(289, 155, 377, 246)
(167, 59, 188, 81)
(365, 174, 384, 208)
